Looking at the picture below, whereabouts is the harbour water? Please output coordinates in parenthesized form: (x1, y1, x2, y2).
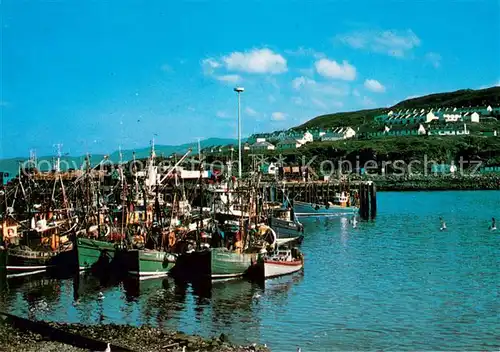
(1, 191, 499, 351)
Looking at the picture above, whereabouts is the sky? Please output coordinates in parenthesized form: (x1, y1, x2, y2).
(1, 0, 499, 158)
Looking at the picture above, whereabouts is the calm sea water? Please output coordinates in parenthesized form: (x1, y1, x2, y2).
(1, 191, 499, 351)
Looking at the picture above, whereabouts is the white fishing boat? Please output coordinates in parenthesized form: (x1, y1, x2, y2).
(263, 248, 304, 279)
(246, 240, 304, 281)
(293, 192, 358, 216)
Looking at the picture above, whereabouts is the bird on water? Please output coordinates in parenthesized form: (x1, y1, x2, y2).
(439, 217, 447, 231)
(489, 217, 496, 231)
(104, 343, 111, 352)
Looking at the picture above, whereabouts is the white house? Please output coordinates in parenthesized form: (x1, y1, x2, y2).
(426, 111, 439, 123)
(277, 139, 303, 150)
(442, 112, 462, 122)
(320, 127, 356, 141)
(297, 131, 313, 144)
(250, 140, 275, 151)
(427, 123, 470, 136)
(387, 124, 426, 137)
(465, 112, 480, 123)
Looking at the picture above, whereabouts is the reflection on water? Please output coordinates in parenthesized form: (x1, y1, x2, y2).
(0, 268, 303, 347)
(1, 191, 499, 351)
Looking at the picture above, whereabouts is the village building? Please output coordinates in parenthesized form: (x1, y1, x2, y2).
(277, 138, 303, 150)
(250, 140, 275, 151)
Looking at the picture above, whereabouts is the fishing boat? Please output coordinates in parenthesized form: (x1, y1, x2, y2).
(210, 247, 259, 279)
(293, 192, 358, 216)
(3, 219, 76, 277)
(246, 244, 304, 281)
(126, 248, 176, 278)
(76, 236, 120, 271)
(266, 203, 304, 244)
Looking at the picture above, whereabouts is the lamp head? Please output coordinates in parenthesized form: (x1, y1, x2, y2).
(234, 87, 245, 93)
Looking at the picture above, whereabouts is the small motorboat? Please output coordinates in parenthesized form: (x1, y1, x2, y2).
(246, 243, 304, 281)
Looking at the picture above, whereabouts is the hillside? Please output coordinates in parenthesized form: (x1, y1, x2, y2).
(298, 86, 500, 129)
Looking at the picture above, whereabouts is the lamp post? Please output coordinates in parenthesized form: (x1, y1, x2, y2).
(234, 87, 244, 178)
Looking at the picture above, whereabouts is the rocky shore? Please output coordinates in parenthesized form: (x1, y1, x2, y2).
(368, 175, 500, 191)
(0, 319, 270, 352)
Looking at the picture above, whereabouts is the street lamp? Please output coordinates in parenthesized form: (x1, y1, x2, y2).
(234, 87, 244, 178)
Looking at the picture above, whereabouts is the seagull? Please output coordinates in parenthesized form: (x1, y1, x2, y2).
(104, 343, 111, 352)
(489, 217, 496, 231)
(439, 217, 447, 231)
(297, 348, 301, 352)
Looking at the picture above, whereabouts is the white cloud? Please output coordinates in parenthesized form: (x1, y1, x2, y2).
(222, 48, 287, 74)
(292, 97, 304, 105)
(216, 111, 230, 119)
(314, 59, 356, 81)
(352, 89, 360, 97)
(292, 76, 316, 90)
(201, 58, 221, 74)
(215, 74, 242, 83)
(311, 98, 328, 109)
(292, 76, 350, 97)
(271, 112, 286, 121)
(336, 29, 421, 58)
(364, 79, 386, 93)
(425, 52, 442, 68)
(268, 95, 276, 103)
(361, 96, 376, 107)
(245, 107, 258, 116)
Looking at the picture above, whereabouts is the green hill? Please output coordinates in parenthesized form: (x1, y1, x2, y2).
(297, 86, 500, 129)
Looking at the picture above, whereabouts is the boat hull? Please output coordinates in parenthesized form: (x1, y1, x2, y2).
(268, 218, 303, 237)
(264, 260, 303, 279)
(127, 249, 176, 278)
(3, 246, 75, 277)
(170, 250, 211, 281)
(76, 238, 118, 271)
(210, 248, 257, 279)
(293, 201, 358, 216)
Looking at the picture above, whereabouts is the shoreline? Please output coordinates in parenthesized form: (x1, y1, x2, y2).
(0, 315, 270, 352)
(361, 175, 500, 192)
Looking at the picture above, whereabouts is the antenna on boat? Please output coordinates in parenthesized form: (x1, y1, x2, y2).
(53, 143, 63, 172)
(118, 145, 123, 165)
(197, 137, 201, 163)
(151, 135, 157, 159)
(29, 149, 37, 169)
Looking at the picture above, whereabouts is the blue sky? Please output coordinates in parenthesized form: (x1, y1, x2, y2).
(1, 0, 499, 158)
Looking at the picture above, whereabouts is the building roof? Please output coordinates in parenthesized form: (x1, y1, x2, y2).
(251, 141, 274, 147)
(388, 124, 423, 131)
(277, 138, 300, 144)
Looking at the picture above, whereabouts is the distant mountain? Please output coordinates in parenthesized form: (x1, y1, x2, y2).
(0, 137, 241, 183)
(297, 86, 500, 129)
